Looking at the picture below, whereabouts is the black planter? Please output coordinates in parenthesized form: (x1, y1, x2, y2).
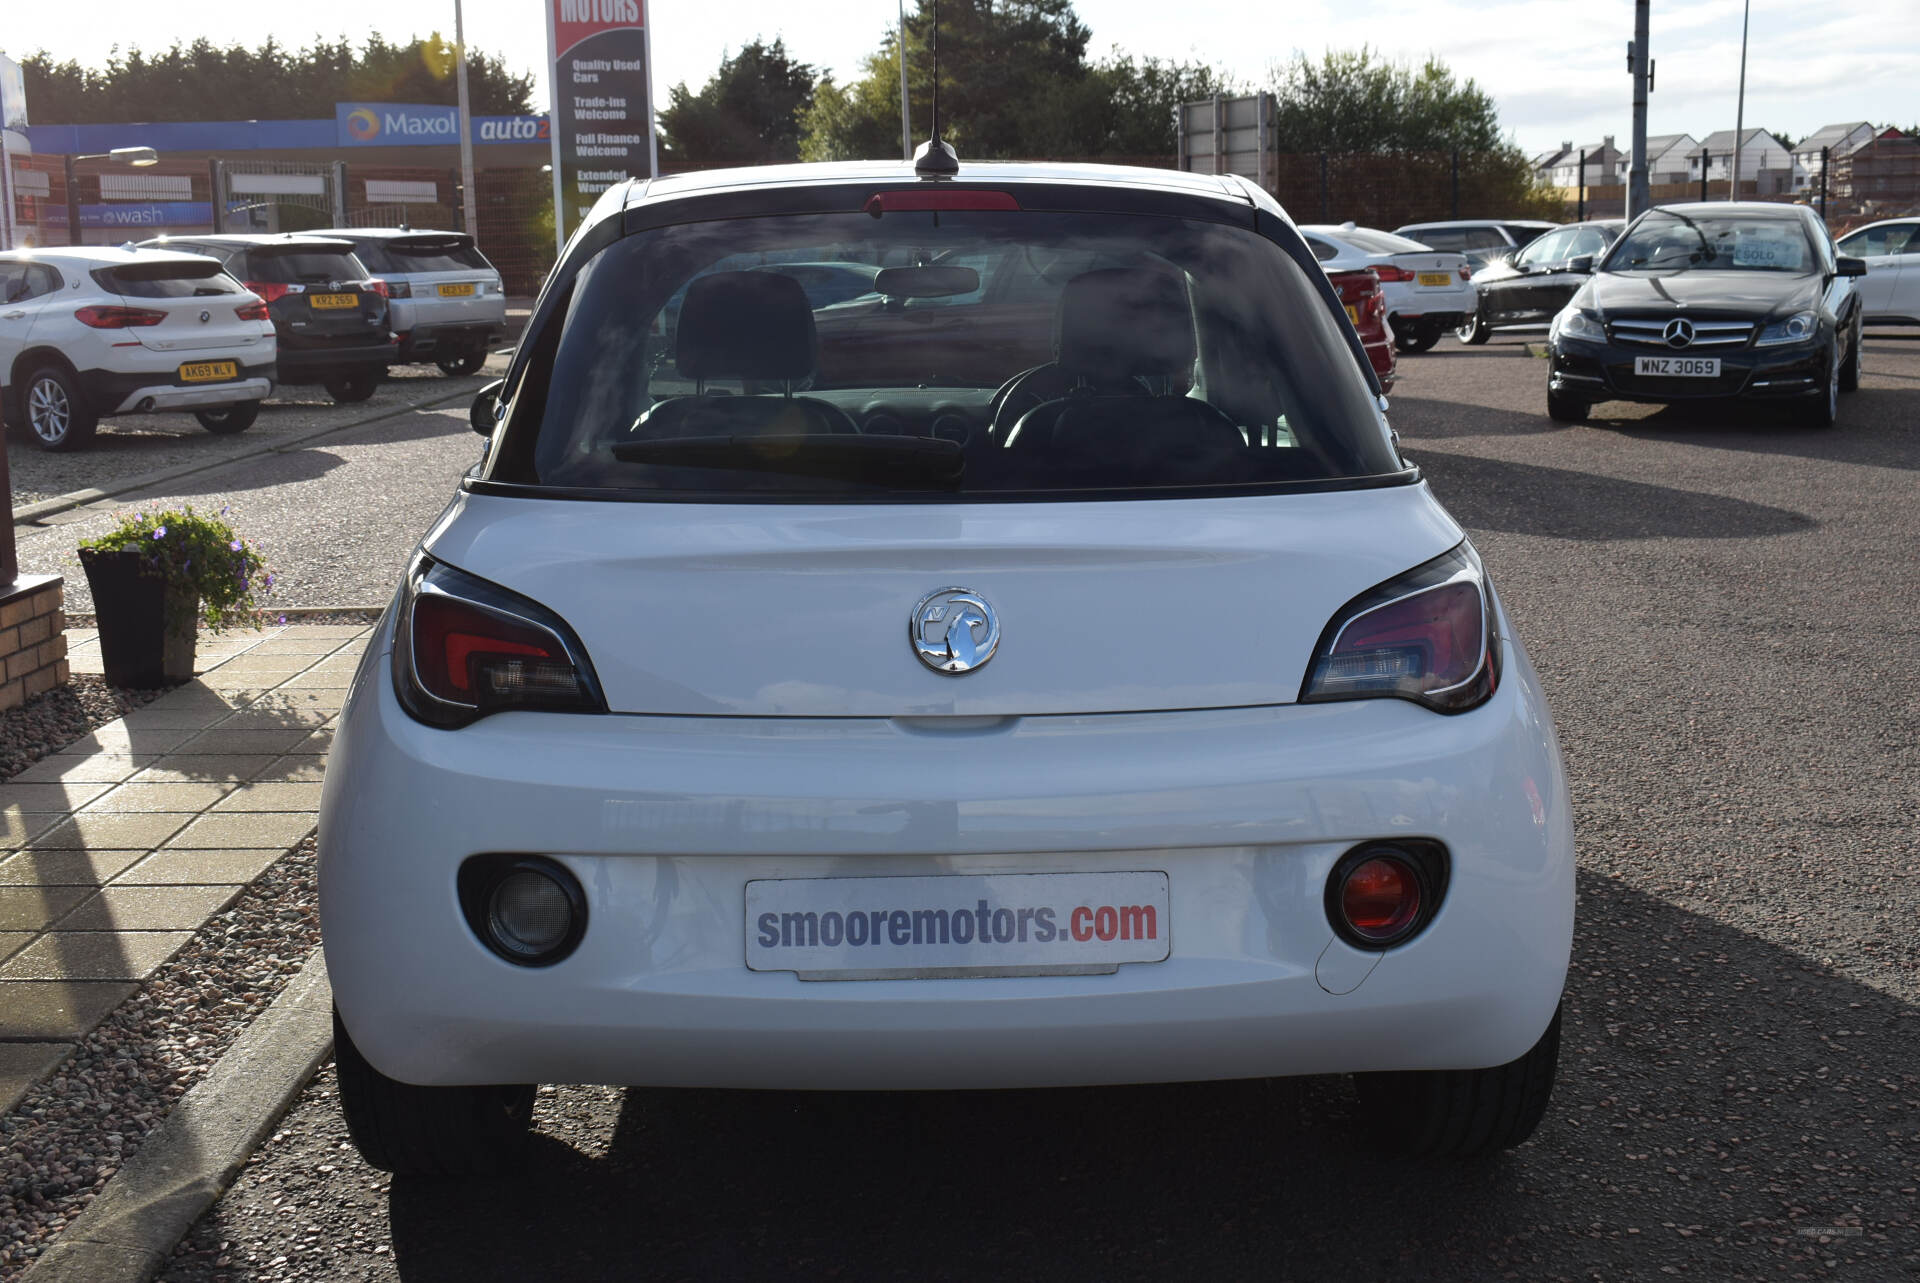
(78, 548, 198, 688)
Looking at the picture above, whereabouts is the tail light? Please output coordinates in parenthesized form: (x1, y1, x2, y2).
(75, 305, 166, 328)
(365, 279, 391, 299)
(393, 556, 606, 728)
(235, 300, 271, 322)
(1458, 264, 1472, 281)
(1373, 264, 1417, 283)
(245, 281, 291, 304)
(386, 279, 412, 298)
(1300, 543, 1499, 714)
(1325, 841, 1449, 950)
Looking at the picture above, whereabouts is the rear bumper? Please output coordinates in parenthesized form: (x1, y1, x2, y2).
(395, 321, 507, 362)
(275, 340, 400, 381)
(75, 360, 277, 416)
(321, 622, 1575, 1091)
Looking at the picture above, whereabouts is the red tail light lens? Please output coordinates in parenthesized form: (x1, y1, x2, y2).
(74, 305, 167, 328)
(365, 278, 391, 298)
(1301, 544, 1499, 713)
(235, 300, 271, 321)
(1458, 265, 1472, 281)
(244, 281, 290, 304)
(394, 557, 605, 728)
(1325, 841, 1448, 949)
(1342, 857, 1421, 940)
(1373, 265, 1417, 283)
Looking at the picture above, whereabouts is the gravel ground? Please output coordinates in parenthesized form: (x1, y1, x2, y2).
(0, 836, 317, 1280)
(0, 676, 163, 781)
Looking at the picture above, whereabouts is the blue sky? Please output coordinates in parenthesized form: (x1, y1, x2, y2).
(5, 0, 1915, 154)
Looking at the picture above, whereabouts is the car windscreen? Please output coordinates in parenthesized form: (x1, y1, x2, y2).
(244, 249, 368, 284)
(91, 259, 242, 297)
(494, 209, 1400, 500)
(1605, 212, 1815, 273)
(353, 237, 490, 274)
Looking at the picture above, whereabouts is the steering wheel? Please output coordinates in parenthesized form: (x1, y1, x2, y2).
(987, 364, 1075, 441)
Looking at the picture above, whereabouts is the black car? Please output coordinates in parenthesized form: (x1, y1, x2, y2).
(1456, 220, 1624, 343)
(1545, 203, 1866, 428)
(137, 234, 398, 403)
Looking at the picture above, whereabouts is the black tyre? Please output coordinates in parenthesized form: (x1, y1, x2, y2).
(1546, 383, 1589, 423)
(323, 369, 381, 404)
(193, 400, 261, 434)
(333, 1007, 534, 1177)
(1455, 311, 1491, 345)
(1795, 339, 1840, 428)
(1353, 1003, 1562, 1158)
(435, 348, 488, 377)
(1838, 316, 1861, 393)
(1393, 323, 1442, 355)
(22, 365, 98, 452)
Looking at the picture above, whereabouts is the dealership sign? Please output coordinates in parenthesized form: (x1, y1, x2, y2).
(336, 103, 460, 147)
(42, 202, 213, 228)
(546, 0, 656, 250)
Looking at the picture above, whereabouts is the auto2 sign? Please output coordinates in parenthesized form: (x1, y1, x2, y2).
(546, 0, 657, 250)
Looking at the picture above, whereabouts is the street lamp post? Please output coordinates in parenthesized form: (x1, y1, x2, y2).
(62, 146, 158, 246)
(454, 0, 479, 238)
(1730, 0, 1750, 200)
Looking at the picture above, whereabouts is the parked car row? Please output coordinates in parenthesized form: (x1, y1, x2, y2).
(0, 229, 507, 451)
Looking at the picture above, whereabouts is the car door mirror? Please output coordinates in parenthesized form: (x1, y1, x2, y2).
(471, 378, 505, 436)
(1835, 256, 1868, 278)
(1568, 255, 1595, 274)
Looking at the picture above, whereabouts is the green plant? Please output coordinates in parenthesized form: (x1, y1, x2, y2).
(80, 504, 275, 632)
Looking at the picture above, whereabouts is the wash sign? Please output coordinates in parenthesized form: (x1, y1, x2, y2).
(335, 102, 459, 147)
(42, 202, 213, 227)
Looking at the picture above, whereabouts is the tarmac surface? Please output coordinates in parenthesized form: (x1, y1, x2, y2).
(61, 329, 1920, 1281)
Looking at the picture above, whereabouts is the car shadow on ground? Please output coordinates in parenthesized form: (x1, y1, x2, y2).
(372, 872, 1916, 1282)
(1413, 452, 1815, 542)
(1589, 387, 1920, 473)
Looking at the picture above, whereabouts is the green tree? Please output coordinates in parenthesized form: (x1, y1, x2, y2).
(20, 36, 533, 124)
(1267, 47, 1504, 153)
(658, 38, 818, 167)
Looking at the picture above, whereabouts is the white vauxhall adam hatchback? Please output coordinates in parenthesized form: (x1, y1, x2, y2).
(319, 158, 1574, 1174)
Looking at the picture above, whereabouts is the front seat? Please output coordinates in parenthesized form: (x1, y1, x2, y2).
(632, 271, 857, 438)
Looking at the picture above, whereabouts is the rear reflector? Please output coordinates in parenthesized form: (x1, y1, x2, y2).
(865, 190, 1020, 217)
(1324, 841, 1449, 950)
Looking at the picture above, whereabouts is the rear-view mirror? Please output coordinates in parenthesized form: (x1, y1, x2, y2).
(1569, 255, 1595, 274)
(1836, 256, 1868, 278)
(875, 265, 980, 299)
(471, 378, 505, 436)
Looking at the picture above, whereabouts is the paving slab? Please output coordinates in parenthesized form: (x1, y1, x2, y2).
(56, 727, 200, 757)
(210, 706, 336, 731)
(0, 886, 101, 929)
(206, 782, 326, 813)
(0, 931, 194, 981)
(175, 727, 320, 755)
(0, 981, 138, 1038)
(80, 782, 239, 814)
(0, 811, 60, 848)
(12, 755, 160, 785)
(0, 1043, 76, 1113)
(25, 813, 193, 852)
(245, 638, 351, 655)
(254, 757, 326, 783)
(112, 849, 288, 886)
(129, 755, 283, 784)
(0, 851, 145, 888)
(285, 727, 336, 755)
(274, 670, 357, 690)
(52, 885, 242, 932)
(0, 931, 34, 962)
(0, 782, 115, 813)
(162, 812, 315, 850)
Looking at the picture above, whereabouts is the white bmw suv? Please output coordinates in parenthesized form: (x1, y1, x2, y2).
(0, 247, 275, 450)
(320, 159, 1575, 1174)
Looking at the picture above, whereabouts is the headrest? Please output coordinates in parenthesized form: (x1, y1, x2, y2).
(1053, 268, 1195, 379)
(676, 270, 818, 382)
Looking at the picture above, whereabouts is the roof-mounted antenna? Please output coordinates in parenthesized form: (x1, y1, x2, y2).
(913, 0, 958, 178)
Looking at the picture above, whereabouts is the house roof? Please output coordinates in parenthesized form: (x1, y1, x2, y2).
(1794, 122, 1873, 155)
(1698, 128, 1786, 154)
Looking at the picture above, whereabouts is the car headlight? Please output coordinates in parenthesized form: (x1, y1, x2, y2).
(1554, 308, 1606, 343)
(1755, 311, 1818, 346)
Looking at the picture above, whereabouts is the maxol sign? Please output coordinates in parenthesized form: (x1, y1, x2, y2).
(335, 103, 460, 147)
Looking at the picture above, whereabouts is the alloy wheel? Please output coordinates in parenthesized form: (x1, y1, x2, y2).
(27, 377, 70, 446)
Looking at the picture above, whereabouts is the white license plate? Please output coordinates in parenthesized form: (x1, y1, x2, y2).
(1635, 355, 1720, 378)
(1416, 272, 1454, 288)
(746, 871, 1171, 980)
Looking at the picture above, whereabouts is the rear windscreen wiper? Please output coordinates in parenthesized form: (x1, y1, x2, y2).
(610, 434, 964, 488)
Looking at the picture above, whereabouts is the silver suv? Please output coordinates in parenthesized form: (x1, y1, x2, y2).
(316, 229, 506, 376)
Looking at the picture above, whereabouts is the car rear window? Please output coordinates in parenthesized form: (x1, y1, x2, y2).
(92, 259, 242, 297)
(244, 249, 367, 284)
(493, 208, 1401, 501)
(352, 237, 491, 274)
(1336, 228, 1431, 255)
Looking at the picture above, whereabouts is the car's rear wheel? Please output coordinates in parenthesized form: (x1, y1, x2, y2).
(324, 369, 381, 404)
(1353, 1002, 1562, 1158)
(1393, 321, 1442, 354)
(333, 1006, 534, 1176)
(1455, 311, 1491, 345)
(435, 348, 487, 377)
(1546, 382, 1589, 423)
(23, 365, 98, 452)
(194, 401, 261, 434)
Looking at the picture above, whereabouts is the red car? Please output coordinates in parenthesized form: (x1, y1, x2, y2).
(1326, 267, 1396, 392)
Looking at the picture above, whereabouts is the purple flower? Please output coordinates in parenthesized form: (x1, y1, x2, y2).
(152, 526, 167, 539)
(229, 540, 242, 552)
(277, 614, 287, 625)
